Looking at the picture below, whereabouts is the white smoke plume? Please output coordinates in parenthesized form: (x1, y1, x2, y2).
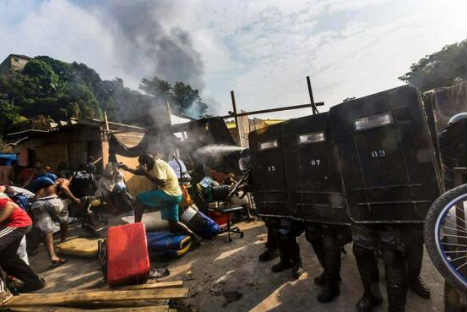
(195, 144, 246, 157)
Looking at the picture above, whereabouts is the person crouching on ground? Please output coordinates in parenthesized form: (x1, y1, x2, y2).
(0, 191, 44, 292)
(30, 176, 70, 267)
(120, 152, 200, 242)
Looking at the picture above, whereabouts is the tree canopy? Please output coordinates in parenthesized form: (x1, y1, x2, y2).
(399, 40, 467, 91)
(139, 76, 208, 118)
(0, 55, 210, 134)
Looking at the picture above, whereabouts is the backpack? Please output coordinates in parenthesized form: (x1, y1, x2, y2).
(11, 193, 31, 212)
(70, 171, 96, 198)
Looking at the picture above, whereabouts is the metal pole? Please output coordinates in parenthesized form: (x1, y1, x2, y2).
(231, 90, 239, 129)
(230, 90, 242, 145)
(307, 76, 319, 115)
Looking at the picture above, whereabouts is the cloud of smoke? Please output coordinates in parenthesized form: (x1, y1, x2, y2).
(79, 0, 205, 91)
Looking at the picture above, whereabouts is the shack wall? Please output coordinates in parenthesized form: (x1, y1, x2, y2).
(14, 126, 102, 170)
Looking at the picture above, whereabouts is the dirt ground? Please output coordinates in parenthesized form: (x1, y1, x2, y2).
(29, 220, 445, 312)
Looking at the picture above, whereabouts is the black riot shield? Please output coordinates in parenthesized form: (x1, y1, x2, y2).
(283, 113, 350, 225)
(249, 123, 290, 218)
(330, 85, 441, 224)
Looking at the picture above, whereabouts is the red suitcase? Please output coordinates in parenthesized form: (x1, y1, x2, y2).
(106, 223, 150, 286)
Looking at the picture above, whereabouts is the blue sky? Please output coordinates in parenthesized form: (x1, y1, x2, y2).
(1, 0, 466, 118)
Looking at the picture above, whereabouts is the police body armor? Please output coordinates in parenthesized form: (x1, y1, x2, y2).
(330, 85, 441, 224)
(284, 113, 350, 225)
(249, 123, 290, 219)
(249, 113, 349, 225)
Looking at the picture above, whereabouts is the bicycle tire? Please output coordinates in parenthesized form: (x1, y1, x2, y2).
(424, 184, 467, 292)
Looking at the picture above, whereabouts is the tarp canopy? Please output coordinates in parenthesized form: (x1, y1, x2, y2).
(109, 117, 240, 173)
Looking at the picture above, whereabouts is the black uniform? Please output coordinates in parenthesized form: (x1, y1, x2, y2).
(258, 217, 280, 262)
(306, 223, 351, 302)
(352, 224, 409, 312)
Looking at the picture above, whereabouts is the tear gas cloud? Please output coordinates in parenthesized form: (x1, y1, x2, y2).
(76, 0, 215, 122)
(195, 144, 246, 157)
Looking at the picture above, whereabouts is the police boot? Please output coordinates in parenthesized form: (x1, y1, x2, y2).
(289, 239, 304, 280)
(310, 238, 326, 285)
(291, 259, 304, 280)
(383, 249, 408, 312)
(317, 279, 340, 303)
(259, 248, 278, 262)
(407, 241, 430, 299)
(408, 277, 430, 299)
(357, 295, 383, 312)
(317, 235, 342, 303)
(354, 245, 383, 312)
(314, 271, 342, 286)
(271, 241, 293, 273)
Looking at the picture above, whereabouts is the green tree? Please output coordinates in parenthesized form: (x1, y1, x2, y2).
(399, 40, 467, 91)
(140, 77, 172, 101)
(139, 76, 209, 118)
(23, 59, 59, 95)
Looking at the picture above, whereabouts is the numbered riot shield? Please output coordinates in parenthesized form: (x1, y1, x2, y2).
(283, 113, 350, 225)
(330, 86, 441, 223)
(249, 123, 290, 218)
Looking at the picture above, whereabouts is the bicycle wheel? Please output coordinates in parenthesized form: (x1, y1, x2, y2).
(425, 184, 467, 292)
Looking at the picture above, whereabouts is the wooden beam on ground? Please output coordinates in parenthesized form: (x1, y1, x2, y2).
(114, 281, 184, 290)
(3, 288, 188, 307)
(80, 299, 167, 308)
(70, 281, 183, 293)
(7, 305, 171, 312)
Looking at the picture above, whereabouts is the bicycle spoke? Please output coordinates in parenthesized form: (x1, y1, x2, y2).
(449, 255, 467, 262)
(442, 233, 467, 239)
(442, 226, 467, 235)
(443, 250, 467, 254)
(455, 261, 467, 271)
(441, 242, 467, 247)
(445, 214, 467, 229)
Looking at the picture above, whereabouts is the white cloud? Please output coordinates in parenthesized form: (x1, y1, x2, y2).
(0, 0, 139, 86)
(189, 0, 467, 117)
(0, 0, 466, 119)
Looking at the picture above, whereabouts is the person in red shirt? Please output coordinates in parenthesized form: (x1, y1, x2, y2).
(0, 196, 44, 293)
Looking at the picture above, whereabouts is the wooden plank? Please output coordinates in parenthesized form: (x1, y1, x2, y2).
(81, 299, 167, 308)
(7, 305, 170, 312)
(115, 281, 183, 290)
(3, 288, 188, 307)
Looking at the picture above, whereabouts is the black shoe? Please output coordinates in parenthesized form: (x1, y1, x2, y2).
(317, 284, 340, 303)
(259, 249, 278, 262)
(315, 272, 342, 286)
(356, 295, 383, 312)
(291, 264, 304, 280)
(271, 261, 294, 273)
(20, 278, 45, 293)
(409, 277, 431, 299)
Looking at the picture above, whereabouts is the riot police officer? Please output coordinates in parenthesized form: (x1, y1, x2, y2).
(270, 218, 304, 280)
(306, 223, 351, 303)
